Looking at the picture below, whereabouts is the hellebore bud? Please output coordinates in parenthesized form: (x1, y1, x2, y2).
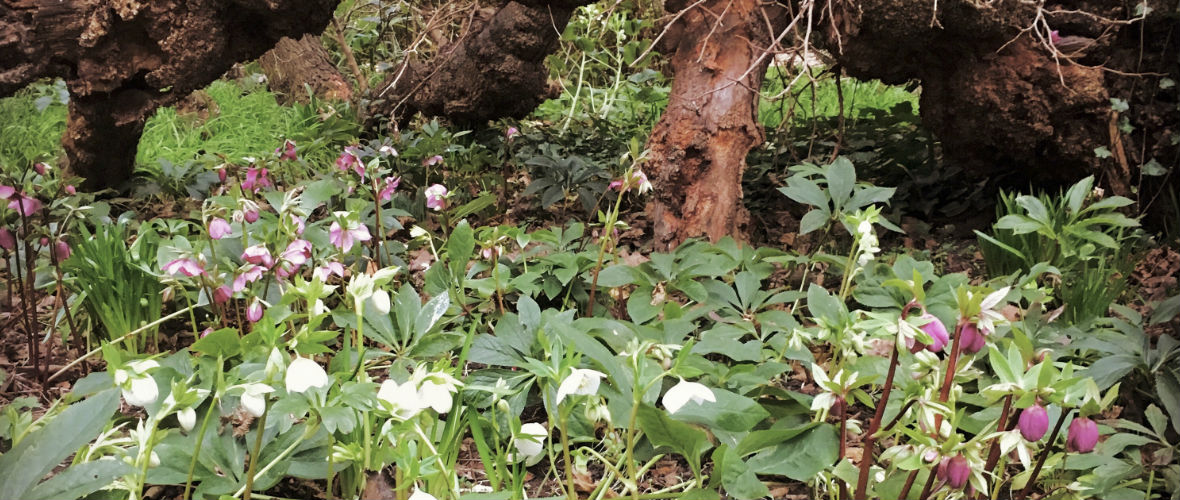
(1018, 403, 1049, 442)
(1066, 417, 1099, 453)
(936, 454, 970, 489)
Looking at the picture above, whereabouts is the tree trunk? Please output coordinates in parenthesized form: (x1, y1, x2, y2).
(369, 0, 593, 128)
(0, 0, 339, 189)
(258, 34, 353, 105)
(643, 0, 787, 249)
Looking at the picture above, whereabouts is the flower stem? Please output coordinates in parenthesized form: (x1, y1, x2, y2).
(243, 399, 270, 500)
(854, 347, 900, 499)
(983, 394, 1014, 475)
(1018, 409, 1070, 499)
(184, 357, 223, 500)
(934, 318, 967, 430)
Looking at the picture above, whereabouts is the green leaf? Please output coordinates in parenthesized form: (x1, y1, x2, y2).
(637, 403, 712, 474)
(451, 193, 496, 220)
(746, 423, 839, 480)
(825, 157, 856, 211)
(1150, 295, 1180, 325)
(1064, 176, 1094, 215)
(798, 210, 829, 236)
(1094, 146, 1112, 158)
(595, 265, 639, 287)
(191, 327, 241, 358)
(1141, 158, 1168, 176)
(779, 176, 829, 209)
(670, 388, 769, 432)
(25, 460, 133, 500)
(1155, 370, 1180, 434)
(994, 215, 1042, 235)
(0, 388, 121, 499)
(807, 283, 845, 325)
(720, 447, 771, 500)
(1145, 404, 1168, 438)
(446, 220, 476, 278)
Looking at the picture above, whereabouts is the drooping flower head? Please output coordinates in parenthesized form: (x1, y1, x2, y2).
(513, 422, 547, 466)
(423, 155, 444, 167)
(53, 239, 71, 262)
(959, 323, 988, 355)
(555, 368, 606, 404)
(246, 298, 265, 323)
(164, 258, 205, 277)
(1018, 403, 1050, 442)
(329, 218, 372, 253)
(425, 184, 448, 211)
(241, 166, 271, 192)
(213, 285, 233, 304)
(285, 357, 330, 393)
(313, 261, 346, 282)
(336, 146, 364, 177)
(275, 139, 298, 161)
(936, 454, 970, 489)
(233, 264, 266, 292)
(378, 176, 401, 202)
(1066, 417, 1099, 453)
(506, 126, 519, 140)
(909, 313, 950, 353)
(662, 378, 717, 414)
(609, 168, 652, 195)
(0, 228, 15, 251)
(208, 217, 232, 240)
(241, 244, 274, 268)
(6, 192, 43, 216)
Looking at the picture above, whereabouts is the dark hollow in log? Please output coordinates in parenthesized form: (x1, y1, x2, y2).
(0, 0, 340, 189)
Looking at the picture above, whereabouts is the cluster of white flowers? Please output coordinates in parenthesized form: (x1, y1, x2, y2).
(376, 368, 463, 420)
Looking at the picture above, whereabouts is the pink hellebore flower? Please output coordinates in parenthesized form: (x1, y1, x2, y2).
(276, 139, 298, 161)
(423, 155, 444, 166)
(1050, 30, 1062, 45)
(218, 167, 228, 184)
(164, 258, 205, 277)
(290, 214, 305, 235)
(233, 264, 266, 292)
(959, 323, 987, 355)
(936, 454, 970, 489)
(313, 262, 346, 282)
(1018, 403, 1050, 442)
(0, 228, 14, 251)
(7, 192, 43, 216)
(1066, 417, 1099, 453)
(329, 220, 372, 253)
(379, 176, 401, 202)
(53, 240, 71, 262)
(65, 185, 76, 195)
(208, 218, 232, 239)
(242, 166, 271, 192)
(241, 244, 275, 268)
(0, 185, 14, 199)
(425, 184, 448, 211)
(910, 313, 950, 353)
(281, 239, 313, 267)
(247, 299, 264, 323)
(244, 210, 260, 223)
(506, 126, 519, 140)
(609, 170, 652, 195)
(34, 162, 50, 176)
(214, 285, 232, 304)
(336, 147, 363, 177)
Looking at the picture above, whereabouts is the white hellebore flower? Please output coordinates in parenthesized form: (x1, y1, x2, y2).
(123, 375, 159, 407)
(513, 422, 548, 466)
(177, 407, 197, 432)
(662, 378, 716, 414)
(408, 487, 438, 500)
(555, 368, 607, 404)
(285, 357, 330, 394)
(240, 383, 275, 417)
(416, 372, 462, 413)
(377, 379, 425, 420)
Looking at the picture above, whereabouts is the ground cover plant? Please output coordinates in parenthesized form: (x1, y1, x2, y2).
(1, 3, 1179, 500)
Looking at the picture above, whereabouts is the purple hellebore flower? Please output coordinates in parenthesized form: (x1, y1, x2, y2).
(281, 239, 313, 267)
(242, 166, 271, 192)
(241, 244, 274, 268)
(243, 210, 260, 223)
(1066, 417, 1099, 453)
(425, 184, 448, 211)
(329, 220, 371, 253)
(959, 323, 988, 355)
(276, 139, 298, 161)
(936, 454, 970, 489)
(378, 176, 401, 202)
(214, 285, 232, 304)
(336, 147, 363, 177)
(65, 185, 76, 195)
(1018, 403, 1050, 442)
(246, 299, 264, 323)
(218, 167, 228, 184)
(233, 264, 266, 292)
(53, 239, 71, 262)
(208, 218, 232, 239)
(0, 228, 14, 251)
(34, 162, 50, 176)
(7, 192, 43, 216)
(910, 313, 950, 353)
(164, 258, 205, 277)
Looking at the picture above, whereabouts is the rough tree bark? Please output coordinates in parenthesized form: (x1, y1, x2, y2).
(369, 0, 594, 127)
(0, 0, 340, 189)
(643, 0, 788, 249)
(258, 34, 353, 105)
(824, 0, 1178, 194)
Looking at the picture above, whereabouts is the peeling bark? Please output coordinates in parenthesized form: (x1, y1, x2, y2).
(369, 0, 594, 127)
(644, 0, 787, 249)
(0, 0, 339, 188)
(258, 34, 352, 105)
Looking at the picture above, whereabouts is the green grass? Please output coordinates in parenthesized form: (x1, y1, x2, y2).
(759, 65, 919, 129)
(0, 81, 68, 173)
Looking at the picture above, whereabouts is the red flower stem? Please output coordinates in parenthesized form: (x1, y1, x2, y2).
(899, 469, 920, 499)
(854, 347, 900, 499)
(983, 394, 1015, 476)
(917, 467, 938, 500)
(934, 318, 967, 430)
(1018, 410, 1070, 499)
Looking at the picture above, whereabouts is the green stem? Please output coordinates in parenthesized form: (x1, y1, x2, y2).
(184, 356, 224, 500)
(242, 399, 270, 500)
(560, 407, 577, 500)
(235, 421, 318, 498)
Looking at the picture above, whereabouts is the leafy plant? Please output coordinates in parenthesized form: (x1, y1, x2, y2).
(777, 156, 898, 236)
(523, 146, 611, 214)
